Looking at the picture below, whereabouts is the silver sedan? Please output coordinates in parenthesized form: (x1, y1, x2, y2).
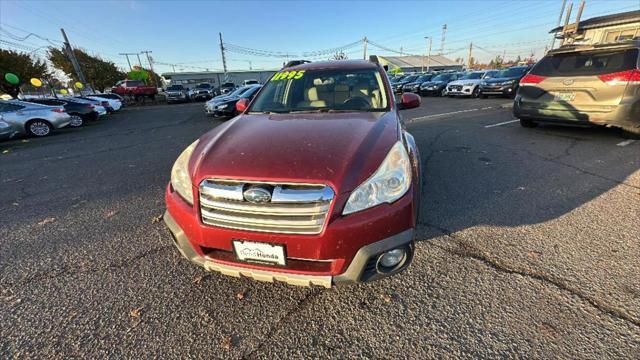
(0, 100, 71, 138)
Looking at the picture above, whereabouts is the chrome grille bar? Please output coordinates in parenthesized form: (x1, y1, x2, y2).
(199, 179, 334, 235)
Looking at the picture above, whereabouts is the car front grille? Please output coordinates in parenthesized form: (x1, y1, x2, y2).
(199, 179, 334, 235)
(449, 85, 462, 91)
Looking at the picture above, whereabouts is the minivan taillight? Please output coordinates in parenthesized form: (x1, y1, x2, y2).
(598, 69, 640, 86)
(519, 74, 546, 86)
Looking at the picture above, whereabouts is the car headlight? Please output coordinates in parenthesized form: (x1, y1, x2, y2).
(501, 80, 515, 85)
(217, 103, 229, 110)
(463, 83, 475, 86)
(171, 140, 199, 205)
(343, 142, 411, 215)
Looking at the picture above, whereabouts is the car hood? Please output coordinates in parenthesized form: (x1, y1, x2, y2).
(484, 76, 520, 84)
(190, 111, 400, 195)
(208, 95, 237, 104)
(448, 79, 482, 86)
(403, 82, 422, 87)
(422, 81, 445, 86)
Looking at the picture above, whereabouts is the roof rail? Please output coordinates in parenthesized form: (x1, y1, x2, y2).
(283, 60, 311, 69)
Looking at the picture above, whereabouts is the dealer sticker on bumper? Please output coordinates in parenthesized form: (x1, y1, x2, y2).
(233, 241, 286, 265)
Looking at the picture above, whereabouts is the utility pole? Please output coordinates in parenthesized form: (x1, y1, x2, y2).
(140, 50, 156, 86)
(400, 46, 403, 56)
(60, 28, 87, 88)
(172, 64, 176, 73)
(439, 24, 447, 54)
(135, 53, 143, 67)
(549, 0, 567, 51)
(219, 32, 228, 74)
(119, 53, 138, 71)
(467, 42, 473, 69)
(425, 36, 432, 72)
(363, 37, 368, 60)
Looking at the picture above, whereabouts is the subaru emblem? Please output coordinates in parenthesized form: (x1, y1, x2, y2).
(563, 79, 574, 86)
(243, 186, 272, 203)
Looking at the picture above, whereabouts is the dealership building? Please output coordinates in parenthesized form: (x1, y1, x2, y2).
(161, 70, 278, 88)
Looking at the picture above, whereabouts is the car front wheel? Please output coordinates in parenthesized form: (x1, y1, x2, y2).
(68, 114, 84, 127)
(519, 118, 538, 128)
(472, 87, 480, 98)
(26, 120, 53, 137)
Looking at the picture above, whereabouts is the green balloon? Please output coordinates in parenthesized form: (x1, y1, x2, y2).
(4, 73, 19, 85)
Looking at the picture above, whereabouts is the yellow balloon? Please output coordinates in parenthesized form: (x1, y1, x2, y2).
(30, 78, 43, 87)
(60, 89, 68, 95)
(75, 82, 84, 89)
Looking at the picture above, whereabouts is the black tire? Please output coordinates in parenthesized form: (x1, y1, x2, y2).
(68, 114, 84, 127)
(519, 118, 538, 128)
(472, 87, 480, 98)
(620, 127, 640, 140)
(26, 119, 53, 137)
(440, 88, 446, 97)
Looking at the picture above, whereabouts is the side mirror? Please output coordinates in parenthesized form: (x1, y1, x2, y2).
(398, 93, 421, 110)
(236, 98, 249, 113)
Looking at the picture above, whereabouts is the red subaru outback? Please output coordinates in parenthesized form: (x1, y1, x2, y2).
(164, 58, 422, 287)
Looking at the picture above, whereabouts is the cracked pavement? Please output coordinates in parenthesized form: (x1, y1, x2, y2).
(1, 98, 639, 358)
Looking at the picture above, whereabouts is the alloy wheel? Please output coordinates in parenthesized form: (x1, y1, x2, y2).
(29, 121, 51, 137)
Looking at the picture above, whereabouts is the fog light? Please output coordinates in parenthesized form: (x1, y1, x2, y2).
(380, 248, 406, 268)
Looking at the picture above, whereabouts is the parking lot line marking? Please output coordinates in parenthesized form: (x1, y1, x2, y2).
(409, 108, 481, 122)
(616, 139, 636, 147)
(485, 119, 519, 128)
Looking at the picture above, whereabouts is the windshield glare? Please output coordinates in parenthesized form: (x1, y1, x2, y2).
(167, 85, 183, 90)
(497, 68, 527, 78)
(461, 72, 483, 80)
(249, 68, 389, 113)
(432, 74, 451, 82)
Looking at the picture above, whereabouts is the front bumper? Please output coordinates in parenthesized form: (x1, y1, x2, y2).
(164, 180, 417, 287)
(446, 85, 474, 96)
(480, 84, 516, 96)
(164, 210, 414, 288)
(420, 86, 444, 95)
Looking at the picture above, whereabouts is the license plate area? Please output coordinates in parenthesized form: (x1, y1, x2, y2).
(233, 240, 286, 266)
(554, 92, 576, 102)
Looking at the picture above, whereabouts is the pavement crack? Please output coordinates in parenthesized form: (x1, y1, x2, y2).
(486, 141, 640, 190)
(243, 288, 323, 359)
(7, 245, 173, 287)
(422, 224, 640, 328)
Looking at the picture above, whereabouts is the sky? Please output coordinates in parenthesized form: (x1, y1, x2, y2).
(1, 0, 638, 74)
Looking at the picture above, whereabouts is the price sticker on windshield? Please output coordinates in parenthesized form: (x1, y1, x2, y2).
(271, 70, 305, 81)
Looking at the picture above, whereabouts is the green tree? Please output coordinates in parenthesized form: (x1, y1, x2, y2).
(0, 49, 49, 98)
(48, 47, 127, 92)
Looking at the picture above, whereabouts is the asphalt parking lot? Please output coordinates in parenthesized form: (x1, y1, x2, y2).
(1, 97, 639, 358)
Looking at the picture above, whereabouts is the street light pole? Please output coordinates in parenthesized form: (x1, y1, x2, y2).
(425, 37, 432, 72)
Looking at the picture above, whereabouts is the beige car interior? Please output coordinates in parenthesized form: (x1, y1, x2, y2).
(297, 76, 384, 109)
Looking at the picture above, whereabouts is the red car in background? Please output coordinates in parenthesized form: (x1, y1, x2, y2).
(111, 80, 158, 100)
(164, 58, 422, 288)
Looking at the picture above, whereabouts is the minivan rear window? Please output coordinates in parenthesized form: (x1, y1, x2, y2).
(531, 49, 639, 77)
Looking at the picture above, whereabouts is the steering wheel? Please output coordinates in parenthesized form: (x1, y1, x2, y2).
(342, 97, 371, 109)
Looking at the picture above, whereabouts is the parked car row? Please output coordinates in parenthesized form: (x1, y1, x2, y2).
(0, 93, 124, 141)
(391, 66, 531, 99)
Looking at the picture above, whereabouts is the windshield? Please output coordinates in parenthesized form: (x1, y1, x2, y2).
(530, 49, 638, 77)
(431, 73, 452, 82)
(461, 72, 483, 80)
(415, 75, 432, 82)
(249, 68, 389, 113)
(167, 85, 183, 91)
(196, 84, 211, 89)
(228, 86, 252, 97)
(402, 75, 418, 82)
(483, 70, 499, 78)
(496, 67, 528, 78)
(240, 86, 261, 98)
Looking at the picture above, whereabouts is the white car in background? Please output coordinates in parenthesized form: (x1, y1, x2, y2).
(446, 70, 499, 98)
(86, 95, 122, 111)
